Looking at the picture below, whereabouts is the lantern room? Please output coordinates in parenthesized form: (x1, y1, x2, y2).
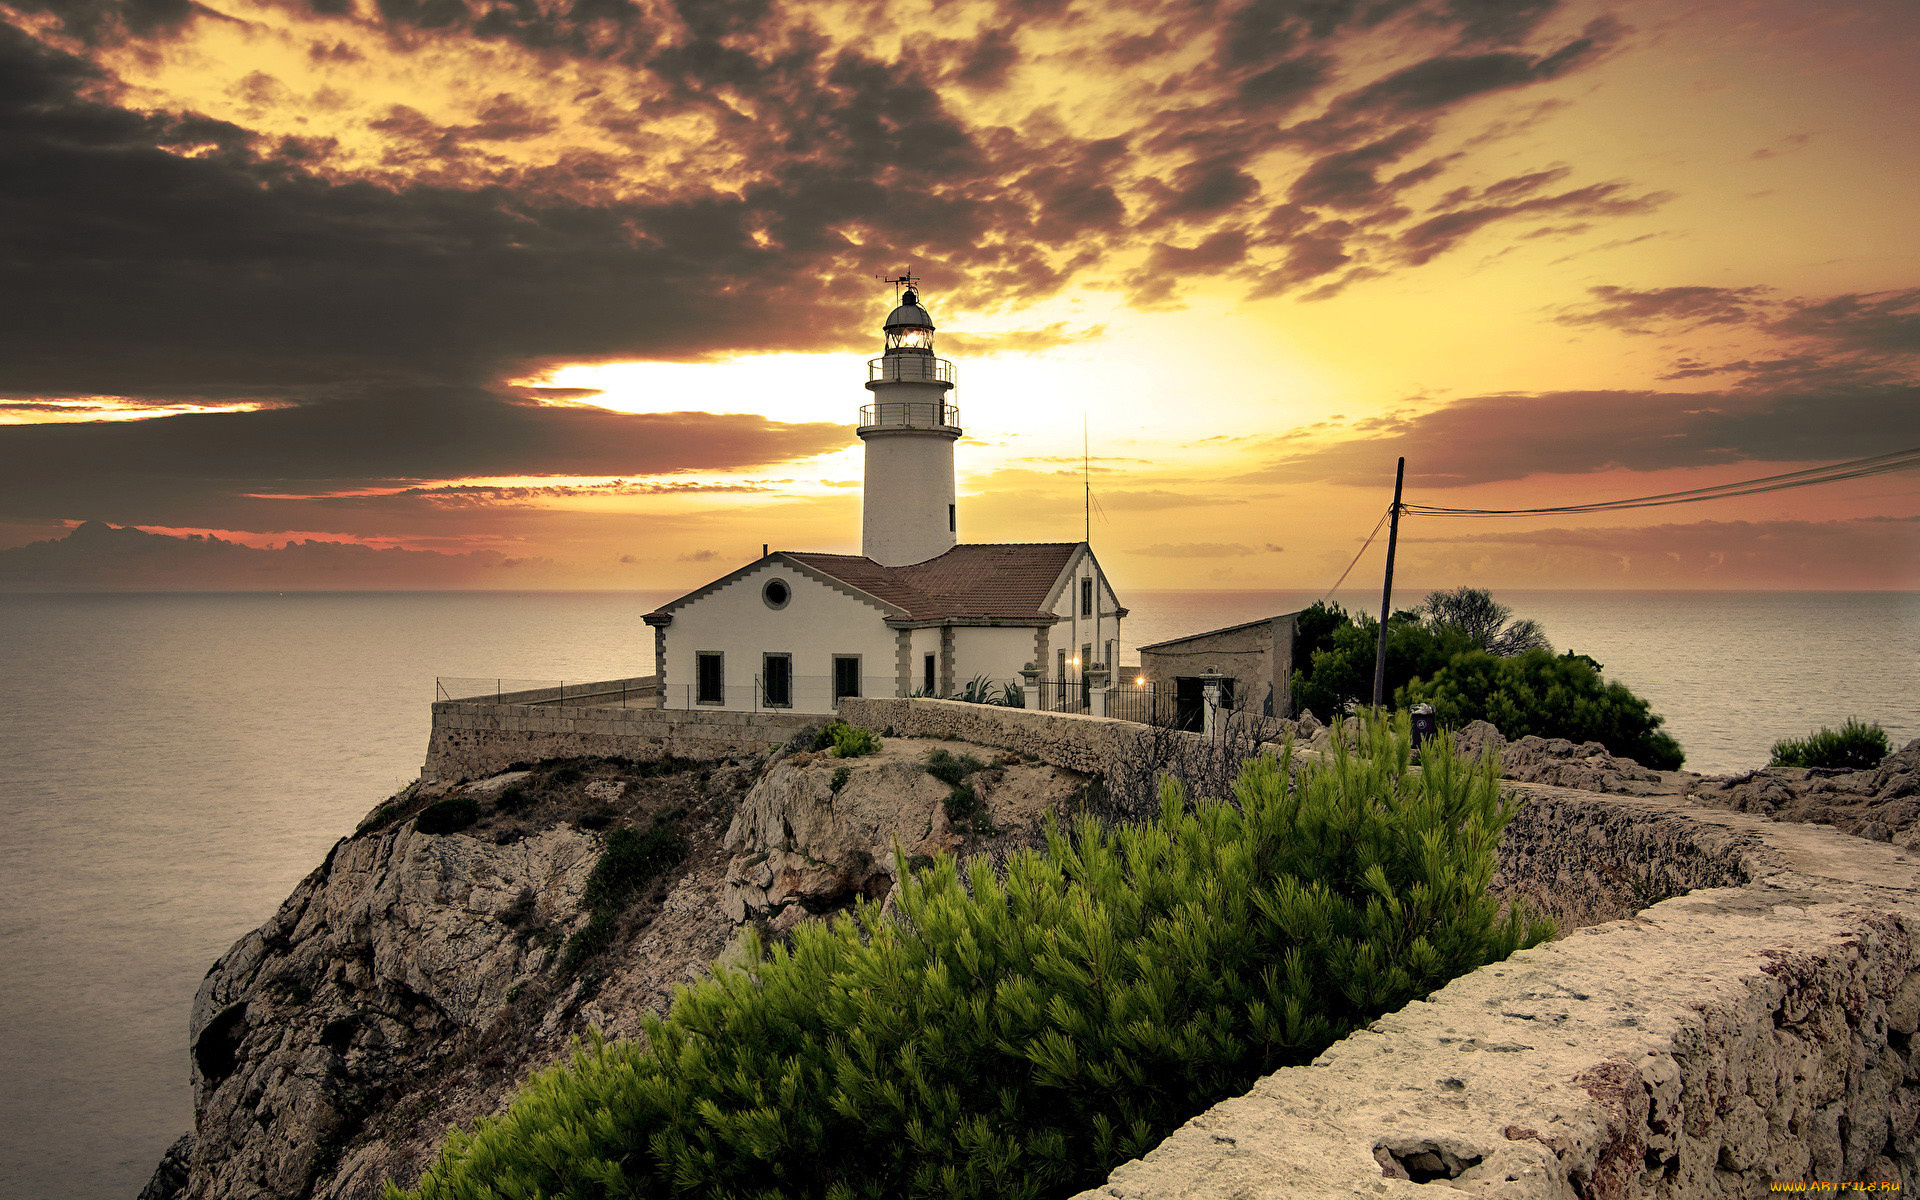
(883, 290, 936, 353)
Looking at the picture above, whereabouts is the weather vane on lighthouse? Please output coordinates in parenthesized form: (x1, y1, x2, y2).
(875, 269, 920, 299)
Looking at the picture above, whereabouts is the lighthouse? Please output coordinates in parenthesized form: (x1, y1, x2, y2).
(859, 282, 960, 567)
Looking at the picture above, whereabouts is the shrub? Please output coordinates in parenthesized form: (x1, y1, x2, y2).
(392, 716, 1549, 1200)
(814, 721, 881, 758)
(924, 748, 988, 787)
(1399, 648, 1685, 770)
(560, 821, 689, 971)
(1290, 613, 1475, 717)
(1770, 719, 1891, 771)
(413, 797, 480, 835)
(830, 767, 852, 794)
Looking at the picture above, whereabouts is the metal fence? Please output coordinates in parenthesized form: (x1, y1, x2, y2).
(659, 673, 900, 714)
(1031, 676, 1091, 713)
(434, 677, 660, 707)
(1105, 682, 1188, 728)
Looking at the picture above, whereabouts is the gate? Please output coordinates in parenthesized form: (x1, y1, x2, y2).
(1105, 681, 1183, 728)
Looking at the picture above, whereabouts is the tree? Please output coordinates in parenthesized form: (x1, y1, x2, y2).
(1417, 587, 1549, 656)
(1398, 648, 1685, 770)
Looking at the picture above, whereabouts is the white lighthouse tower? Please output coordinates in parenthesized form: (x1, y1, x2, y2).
(859, 279, 960, 567)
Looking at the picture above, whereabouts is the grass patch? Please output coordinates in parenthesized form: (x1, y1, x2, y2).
(1770, 718, 1892, 771)
(394, 715, 1549, 1200)
(924, 748, 988, 787)
(414, 797, 480, 835)
(559, 821, 689, 972)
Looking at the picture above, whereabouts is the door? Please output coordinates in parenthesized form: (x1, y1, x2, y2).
(1174, 676, 1205, 731)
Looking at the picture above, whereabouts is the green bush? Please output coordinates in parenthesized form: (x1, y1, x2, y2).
(414, 797, 480, 835)
(1770, 719, 1891, 770)
(829, 767, 852, 794)
(1290, 613, 1475, 717)
(814, 721, 881, 758)
(924, 748, 988, 787)
(1399, 648, 1685, 770)
(560, 822, 689, 971)
(392, 717, 1549, 1200)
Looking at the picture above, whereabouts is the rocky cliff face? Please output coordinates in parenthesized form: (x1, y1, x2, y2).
(146, 732, 1089, 1200)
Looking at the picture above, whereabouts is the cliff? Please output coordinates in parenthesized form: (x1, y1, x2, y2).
(144, 728, 1089, 1200)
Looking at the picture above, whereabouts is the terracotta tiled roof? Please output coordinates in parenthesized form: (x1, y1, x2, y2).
(785, 543, 1082, 622)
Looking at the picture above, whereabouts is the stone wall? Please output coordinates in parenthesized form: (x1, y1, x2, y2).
(424, 699, 812, 781)
(1075, 787, 1920, 1198)
(838, 696, 1179, 776)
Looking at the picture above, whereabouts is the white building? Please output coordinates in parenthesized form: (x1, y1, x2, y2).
(644, 284, 1126, 714)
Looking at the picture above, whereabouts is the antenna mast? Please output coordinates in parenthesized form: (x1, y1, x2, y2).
(875, 268, 920, 298)
(1083, 414, 1091, 544)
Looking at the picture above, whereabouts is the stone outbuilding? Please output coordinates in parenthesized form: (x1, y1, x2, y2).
(1136, 612, 1303, 722)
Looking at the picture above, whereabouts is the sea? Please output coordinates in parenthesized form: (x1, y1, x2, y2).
(1, 588, 1915, 1200)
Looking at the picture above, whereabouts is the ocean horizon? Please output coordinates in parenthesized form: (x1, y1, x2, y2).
(2, 587, 1915, 1199)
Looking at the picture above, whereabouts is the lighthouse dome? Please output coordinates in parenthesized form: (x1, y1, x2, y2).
(883, 289, 934, 329)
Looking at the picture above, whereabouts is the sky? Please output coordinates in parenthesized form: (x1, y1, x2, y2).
(0, 0, 1915, 592)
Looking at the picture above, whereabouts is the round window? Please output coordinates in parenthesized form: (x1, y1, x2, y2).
(763, 578, 791, 609)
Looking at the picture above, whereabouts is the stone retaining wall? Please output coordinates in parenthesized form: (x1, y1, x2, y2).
(837, 696, 1186, 775)
(1075, 788, 1920, 1198)
(424, 699, 811, 781)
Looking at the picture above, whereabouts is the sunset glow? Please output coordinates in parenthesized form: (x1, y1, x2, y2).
(0, 0, 1912, 589)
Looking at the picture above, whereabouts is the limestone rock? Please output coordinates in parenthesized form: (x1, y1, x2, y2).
(721, 736, 1089, 926)
(1690, 739, 1919, 843)
(179, 819, 600, 1200)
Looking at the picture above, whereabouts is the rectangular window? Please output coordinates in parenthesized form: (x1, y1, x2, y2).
(1056, 648, 1067, 678)
(948, 504, 956, 533)
(696, 652, 724, 705)
(923, 653, 937, 694)
(833, 656, 861, 702)
(762, 653, 792, 708)
(1080, 577, 1094, 617)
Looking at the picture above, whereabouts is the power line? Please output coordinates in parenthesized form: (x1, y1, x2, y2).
(1402, 446, 1920, 519)
(1323, 505, 1390, 600)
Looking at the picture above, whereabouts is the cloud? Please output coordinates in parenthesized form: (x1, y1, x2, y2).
(1244, 381, 1920, 486)
(1130, 542, 1282, 557)
(0, 520, 547, 589)
(676, 548, 722, 561)
(1555, 285, 1773, 332)
(1403, 517, 1920, 588)
(0, 383, 845, 525)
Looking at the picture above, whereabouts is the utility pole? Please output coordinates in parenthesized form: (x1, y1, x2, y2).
(1371, 457, 1406, 709)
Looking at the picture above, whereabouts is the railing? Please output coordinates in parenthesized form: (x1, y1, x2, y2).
(866, 355, 955, 386)
(1106, 683, 1186, 728)
(858, 400, 961, 429)
(435, 676, 661, 707)
(663, 673, 900, 714)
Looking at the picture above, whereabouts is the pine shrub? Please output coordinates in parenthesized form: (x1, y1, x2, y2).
(1769, 718, 1891, 770)
(392, 716, 1549, 1200)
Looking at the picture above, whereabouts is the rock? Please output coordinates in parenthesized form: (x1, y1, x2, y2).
(159, 756, 759, 1200)
(136, 1132, 192, 1200)
(1687, 744, 1919, 844)
(1495, 735, 1675, 795)
(720, 737, 1089, 926)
